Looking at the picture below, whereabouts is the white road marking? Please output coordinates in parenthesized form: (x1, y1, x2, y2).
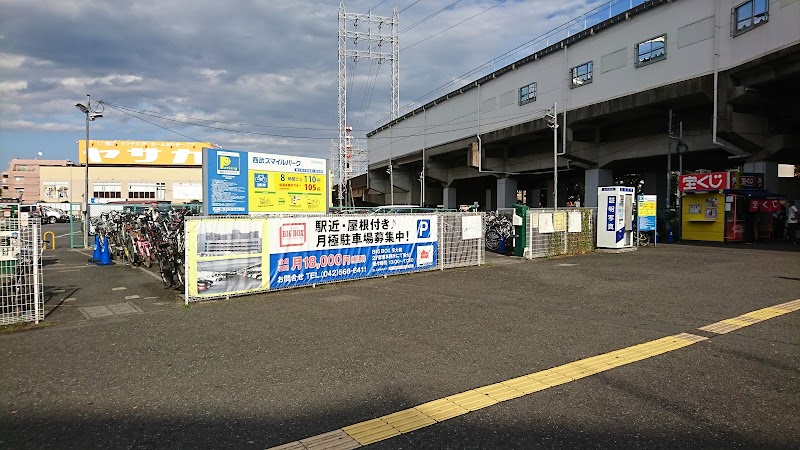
(112, 287, 127, 291)
(137, 266, 163, 281)
(124, 295, 141, 300)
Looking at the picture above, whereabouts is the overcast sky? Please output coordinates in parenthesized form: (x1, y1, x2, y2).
(0, 0, 610, 170)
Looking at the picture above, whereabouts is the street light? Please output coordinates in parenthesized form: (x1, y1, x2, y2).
(75, 94, 102, 248)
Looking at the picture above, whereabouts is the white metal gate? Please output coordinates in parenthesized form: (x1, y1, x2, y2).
(1, 219, 44, 325)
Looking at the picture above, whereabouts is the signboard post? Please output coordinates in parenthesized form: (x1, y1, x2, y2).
(637, 194, 657, 247)
(202, 149, 328, 215)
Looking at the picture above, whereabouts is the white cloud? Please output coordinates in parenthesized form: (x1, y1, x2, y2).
(59, 74, 144, 89)
(2, 119, 82, 132)
(0, 80, 28, 93)
(0, 53, 26, 69)
(198, 69, 227, 80)
(0, 0, 617, 166)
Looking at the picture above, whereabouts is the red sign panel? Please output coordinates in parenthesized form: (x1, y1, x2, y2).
(679, 172, 731, 192)
(748, 199, 780, 213)
(737, 174, 764, 189)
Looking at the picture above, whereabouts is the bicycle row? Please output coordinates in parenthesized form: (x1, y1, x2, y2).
(90, 207, 191, 289)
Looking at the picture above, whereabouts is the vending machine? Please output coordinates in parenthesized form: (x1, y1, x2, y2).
(597, 186, 635, 249)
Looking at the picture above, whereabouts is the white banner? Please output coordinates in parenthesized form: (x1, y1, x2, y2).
(173, 182, 202, 200)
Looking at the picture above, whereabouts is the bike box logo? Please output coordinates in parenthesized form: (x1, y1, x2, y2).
(279, 223, 306, 247)
(416, 244, 434, 266)
(217, 152, 240, 176)
(416, 219, 431, 239)
(253, 172, 268, 189)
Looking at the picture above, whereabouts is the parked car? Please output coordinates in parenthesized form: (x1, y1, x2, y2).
(19, 204, 71, 224)
(40, 206, 71, 224)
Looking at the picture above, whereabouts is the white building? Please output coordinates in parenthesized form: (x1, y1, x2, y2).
(366, 0, 800, 210)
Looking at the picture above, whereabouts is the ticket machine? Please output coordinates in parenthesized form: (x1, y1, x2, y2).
(597, 186, 635, 249)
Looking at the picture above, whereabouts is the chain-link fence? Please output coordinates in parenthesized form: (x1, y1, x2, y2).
(525, 208, 596, 259)
(437, 212, 484, 269)
(1, 218, 44, 325)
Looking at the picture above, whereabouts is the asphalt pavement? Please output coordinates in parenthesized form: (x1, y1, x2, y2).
(1, 242, 798, 449)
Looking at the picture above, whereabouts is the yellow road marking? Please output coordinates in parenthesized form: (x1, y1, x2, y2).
(414, 398, 469, 421)
(446, 390, 498, 411)
(342, 418, 398, 445)
(268, 299, 799, 449)
(699, 299, 799, 334)
(382, 408, 436, 433)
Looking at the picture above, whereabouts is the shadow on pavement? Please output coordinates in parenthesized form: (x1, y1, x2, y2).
(1, 396, 790, 450)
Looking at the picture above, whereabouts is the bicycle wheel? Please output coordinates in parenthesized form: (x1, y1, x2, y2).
(485, 229, 501, 251)
(638, 232, 650, 246)
(158, 257, 173, 288)
(174, 261, 185, 289)
(143, 251, 153, 268)
(124, 237, 138, 266)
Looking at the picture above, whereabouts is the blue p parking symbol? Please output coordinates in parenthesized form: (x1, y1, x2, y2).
(417, 219, 431, 238)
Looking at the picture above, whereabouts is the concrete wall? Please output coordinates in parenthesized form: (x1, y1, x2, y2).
(368, 0, 800, 164)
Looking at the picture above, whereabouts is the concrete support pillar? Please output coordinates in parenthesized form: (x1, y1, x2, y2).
(496, 177, 517, 209)
(443, 186, 457, 209)
(744, 161, 779, 193)
(584, 168, 613, 207)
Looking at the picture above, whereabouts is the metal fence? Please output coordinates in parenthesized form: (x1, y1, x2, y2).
(185, 212, 485, 302)
(438, 212, 484, 269)
(524, 208, 597, 259)
(1, 218, 44, 325)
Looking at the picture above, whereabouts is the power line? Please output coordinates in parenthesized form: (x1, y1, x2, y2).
(400, 0, 422, 13)
(377, 0, 617, 124)
(101, 101, 335, 131)
(105, 103, 334, 140)
(402, 0, 463, 33)
(104, 99, 549, 143)
(104, 103, 203, 142)
(403, 0, 507, 50)
(368, 0, 389, 12)
(103, 99, 549, 137)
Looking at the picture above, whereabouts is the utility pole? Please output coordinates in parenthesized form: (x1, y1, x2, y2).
(75, 95, 102, 248)
(547, 103, 559, 209)
(666, 109, 673, 209)
(337, 1, 399, 207)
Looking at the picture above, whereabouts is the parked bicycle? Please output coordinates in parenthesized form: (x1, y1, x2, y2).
(89, 206, 191, 289)
(484, 211, 514, 252)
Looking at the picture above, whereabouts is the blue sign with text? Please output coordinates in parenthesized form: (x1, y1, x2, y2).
(269, 243, 437, 289)
(205, 148, 249, 215)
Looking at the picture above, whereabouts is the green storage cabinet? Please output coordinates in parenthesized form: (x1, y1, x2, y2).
(512, 204, 529, 257)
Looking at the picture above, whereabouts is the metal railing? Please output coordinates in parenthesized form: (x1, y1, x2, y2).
(185, 212, 486, 302)
(1, 218, 44, 325)
(524, 208, 597, 259)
